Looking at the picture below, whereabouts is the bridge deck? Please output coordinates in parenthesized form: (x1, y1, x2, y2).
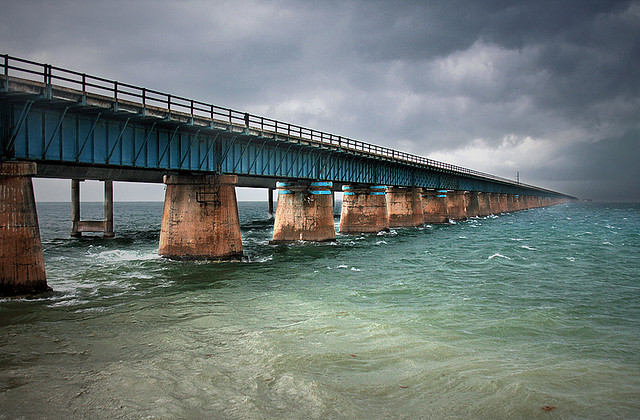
(1, 54, 573, 198)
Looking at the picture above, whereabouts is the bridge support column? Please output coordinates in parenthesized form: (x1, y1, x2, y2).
(386, 186, 424, 227)
(159, 174, 242, 260)
(422, 189, 448, 224)
(271, 181, 335, 243)
(339, 185, 389, 234)
(487, 193, 499, 215)
(71, 179, 114, 238)
(506, 195, 518, 212)
(465, 191, 481, 218)
(445, 190, 468, 221)
(0, 162, 49, 297)
(498, 194, 509, 213)
(268, 188, 275, 219)
(476, 192, 490, 216)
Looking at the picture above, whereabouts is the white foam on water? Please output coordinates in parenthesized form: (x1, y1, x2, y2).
(488, 253, 511, 260)
(510, 238, 524, 241)
(521, 245, 537, 251)
(566, 257, 576, 262)
(47, 298, 89, 308)
(94, 249, 161, 262)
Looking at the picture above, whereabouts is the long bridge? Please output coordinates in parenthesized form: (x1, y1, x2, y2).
(1, 55, 575, 296)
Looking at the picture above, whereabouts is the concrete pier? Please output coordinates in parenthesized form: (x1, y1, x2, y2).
(0, 162, 49, 297)
(71, 179, 114, 238)
(271, 181, 336, 243)
(386, 187, 424, 227)
(445, 190, 468, 221)
(422, 189, 449, 224)
(159, 174, 242, 260)
(487, 193, 499, 215)
(498, 194, 509, 213)
(477, 193, 491, 216)
(465, 191, 481, 218)
(268, 188, 275, 219)
(339, 185, 389, 233)
(506, 195, 518, 212)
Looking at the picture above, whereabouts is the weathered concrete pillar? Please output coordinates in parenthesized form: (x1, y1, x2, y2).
(71, 179, 81, 237)
(159, 174, 242, 260)
(498, 194, 509, 213)
(477, 192, 491, 216)
(487, 193, 500, 215)
(506, 195, 518, 212)
(422, 189, 448, 224)
(104, 180, 114, 238)
(268, 187, 275, 219)
(386, 186, 424, 227)
(445, 190, 467, 221)
(465, 191, 481, 218)
(339, 185, 389, 233)
(518, 195, 527, 211)
(271, 181, 335, 243)
(527, 195, 536, 209)
(0, 161, 49, 297)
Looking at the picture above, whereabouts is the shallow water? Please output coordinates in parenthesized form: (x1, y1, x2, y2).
(1, 201, 639, 418)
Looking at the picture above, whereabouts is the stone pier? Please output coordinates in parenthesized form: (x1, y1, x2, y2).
(477, 192, 491, 216)
(506, 195, 518, 212)
(271, 181, 335, 243)
(268, 188, 275, 218)
(488, 193, 500, 215)
(498, 194, 509, 213)
(386, 186, 424, 227)
(159, 174, 242, 260)
(465, 191, 481, 218)
(0, 162, 49, 297)
(445, 190, 468, 221)
(339, 185, 389, 234)
(422, 189, 448, 224)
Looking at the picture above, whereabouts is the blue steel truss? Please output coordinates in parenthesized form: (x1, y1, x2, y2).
(0, 55, 573, 198)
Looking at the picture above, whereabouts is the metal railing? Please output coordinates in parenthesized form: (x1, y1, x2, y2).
(2, 54, 545, 191)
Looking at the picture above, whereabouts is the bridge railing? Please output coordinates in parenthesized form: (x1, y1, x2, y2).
(2, 54, 548, 192)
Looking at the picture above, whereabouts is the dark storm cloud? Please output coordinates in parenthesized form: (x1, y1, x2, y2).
(1, 0, 639, 200)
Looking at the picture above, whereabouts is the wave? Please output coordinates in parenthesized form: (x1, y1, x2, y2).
(93, 249, 161, 262)
(488, 253, 511, 260)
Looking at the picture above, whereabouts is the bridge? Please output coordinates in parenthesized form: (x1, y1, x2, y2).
(0, 55, 575, 296)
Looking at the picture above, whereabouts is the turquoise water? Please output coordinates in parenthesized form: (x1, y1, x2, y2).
(1, 201, 639, 418)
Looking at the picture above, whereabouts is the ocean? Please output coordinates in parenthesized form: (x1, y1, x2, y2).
(1, 201, 638, 418)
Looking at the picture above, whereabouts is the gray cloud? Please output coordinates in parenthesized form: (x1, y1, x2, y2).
(2, 0, 639, 201)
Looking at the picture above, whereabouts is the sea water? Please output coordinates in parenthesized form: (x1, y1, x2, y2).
(0, 201, 638, 418)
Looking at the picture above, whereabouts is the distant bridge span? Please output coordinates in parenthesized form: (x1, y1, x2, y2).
(0, 54, 575, 297)
(1, 55, 571, 197)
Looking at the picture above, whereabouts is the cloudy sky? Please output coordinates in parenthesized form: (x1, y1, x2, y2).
(2, 0, 639, 201)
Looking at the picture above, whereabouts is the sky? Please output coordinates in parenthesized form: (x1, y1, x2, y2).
(2, 0, 639, 202)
